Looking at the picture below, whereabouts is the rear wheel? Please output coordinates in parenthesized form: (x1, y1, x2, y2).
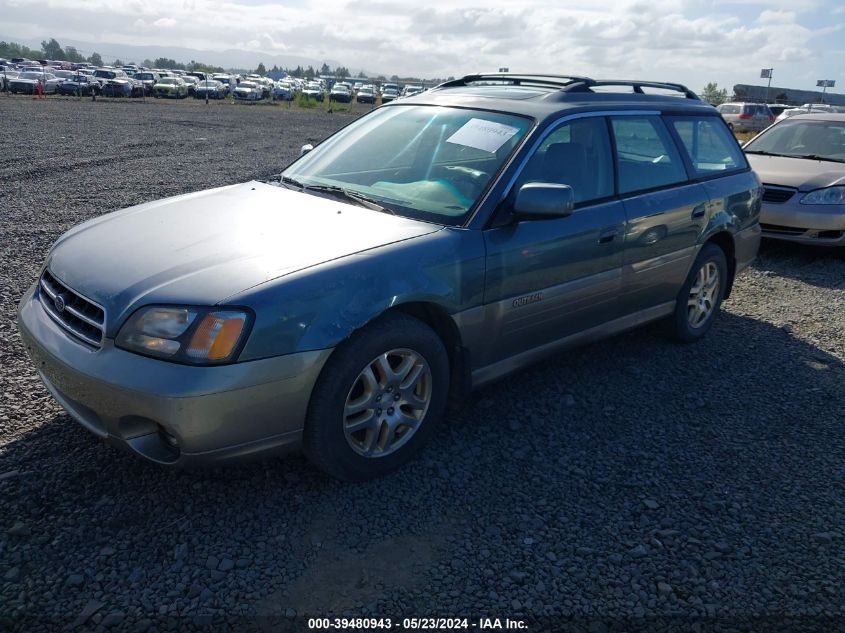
(303, 312, 449, 481)
(667, 243, 728, 342)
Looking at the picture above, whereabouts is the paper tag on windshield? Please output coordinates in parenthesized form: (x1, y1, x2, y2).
(446, 118, 520, 153)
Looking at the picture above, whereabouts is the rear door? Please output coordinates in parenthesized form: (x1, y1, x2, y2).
(609, 115, 708, 314)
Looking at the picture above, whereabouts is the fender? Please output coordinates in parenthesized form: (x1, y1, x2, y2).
(230, 227, 487, 361)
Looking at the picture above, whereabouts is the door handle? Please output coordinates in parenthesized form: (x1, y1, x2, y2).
(598, 227, 619, 244)
(691, 204, 706, 219)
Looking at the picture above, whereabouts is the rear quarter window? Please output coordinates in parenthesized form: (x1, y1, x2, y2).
(668, 116, 748, 176)
(718, 104, 740, 115)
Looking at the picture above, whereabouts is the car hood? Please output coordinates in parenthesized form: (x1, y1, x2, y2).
(46, 181, 442, 334)
(747, 154, 845, 191)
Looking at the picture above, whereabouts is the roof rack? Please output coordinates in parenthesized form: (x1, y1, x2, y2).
(435, 74, 700, 100)
(562, 79, 700, 100)
(436, 73, 594, 90)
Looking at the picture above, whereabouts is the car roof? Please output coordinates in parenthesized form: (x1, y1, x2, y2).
(780, 112, 845, 123)
(391, 73, 716, 120)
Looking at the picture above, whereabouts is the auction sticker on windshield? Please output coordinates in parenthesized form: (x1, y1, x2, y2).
(446, 118, 520, 153)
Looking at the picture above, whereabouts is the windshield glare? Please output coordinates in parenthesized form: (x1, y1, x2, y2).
(747, 119, 845, 160)
(283, 105, 532, 225)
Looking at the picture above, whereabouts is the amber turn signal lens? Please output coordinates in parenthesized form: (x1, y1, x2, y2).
(186, 312, 247, 361)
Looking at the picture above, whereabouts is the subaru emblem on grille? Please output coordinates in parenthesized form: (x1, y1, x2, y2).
(54, 294, 66, 313)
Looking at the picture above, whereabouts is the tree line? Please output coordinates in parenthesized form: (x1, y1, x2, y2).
(0, 39, 223, 73)
(2, 37, 456, 85)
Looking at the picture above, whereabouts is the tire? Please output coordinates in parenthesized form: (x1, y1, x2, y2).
(667, 243, 728, 343)
(303, 312, 450, 482)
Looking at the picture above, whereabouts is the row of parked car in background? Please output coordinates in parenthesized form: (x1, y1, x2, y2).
(716, 101, 845, 132)
(0, 58, 426, 104)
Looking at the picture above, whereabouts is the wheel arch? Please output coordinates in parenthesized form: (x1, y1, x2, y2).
(703, 231, 736, 298)
(387, 302, 470, 403)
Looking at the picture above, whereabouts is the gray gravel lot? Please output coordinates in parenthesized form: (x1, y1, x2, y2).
(1, 97, 843, 632)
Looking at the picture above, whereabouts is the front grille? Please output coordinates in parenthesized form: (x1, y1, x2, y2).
(39, 270, 105, 348)
(762, 186, 796, 204)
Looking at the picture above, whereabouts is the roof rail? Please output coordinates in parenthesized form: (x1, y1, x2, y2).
(562, 79, 700, 100)
(435, 73, 595, 90)
(433, 74, 701, 100)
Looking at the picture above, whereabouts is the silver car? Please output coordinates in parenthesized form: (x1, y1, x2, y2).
(744, 113, 845, 245)
(717, 102, 774, 133)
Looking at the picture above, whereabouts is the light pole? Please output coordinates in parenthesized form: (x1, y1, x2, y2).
(760, 68, 773, 103)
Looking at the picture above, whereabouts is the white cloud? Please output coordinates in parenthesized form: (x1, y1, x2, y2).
(0, 0, 843, 95)
(758, 9, 796, 24)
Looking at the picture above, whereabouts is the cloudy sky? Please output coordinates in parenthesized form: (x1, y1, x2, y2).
(2, 0, 844, 93)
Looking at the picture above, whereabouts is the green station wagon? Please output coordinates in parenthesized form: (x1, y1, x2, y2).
(17, 74, 761, 480)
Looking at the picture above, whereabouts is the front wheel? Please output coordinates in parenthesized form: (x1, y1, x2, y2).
(667, 243, 728, 342)
(303, 312, 449, 481)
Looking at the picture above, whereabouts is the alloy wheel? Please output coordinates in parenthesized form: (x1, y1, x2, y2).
(343, 348, 432, 458)
(687, 261, 720, 328)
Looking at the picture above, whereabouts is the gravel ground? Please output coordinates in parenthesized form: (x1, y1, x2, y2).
(1, 97, 843, 632)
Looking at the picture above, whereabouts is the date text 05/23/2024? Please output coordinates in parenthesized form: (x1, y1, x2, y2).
(307, 617, 528, 630)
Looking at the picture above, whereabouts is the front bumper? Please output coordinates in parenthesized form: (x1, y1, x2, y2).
(17, 283, 333, 466)
(760, 198, 845, 246)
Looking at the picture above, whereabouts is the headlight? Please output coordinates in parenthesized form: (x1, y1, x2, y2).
(800, 186, 845, 205)
(116, 305, 252, 365)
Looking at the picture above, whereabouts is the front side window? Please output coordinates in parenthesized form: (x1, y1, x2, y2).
(610, 116, 688, 194)
(512, 116, 614, 205)
(283, 105, 532, 225)
(669, 117, 747, 176)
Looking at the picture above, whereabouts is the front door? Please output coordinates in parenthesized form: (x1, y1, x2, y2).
(481, 116, 626, 367)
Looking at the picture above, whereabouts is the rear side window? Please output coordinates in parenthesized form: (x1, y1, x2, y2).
(669, 117, 747, 176)
(610, 116, 689, 194)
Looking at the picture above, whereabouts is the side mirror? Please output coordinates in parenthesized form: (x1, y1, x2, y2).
(300, 144, 314, 156)
(512, 183, 575, 219)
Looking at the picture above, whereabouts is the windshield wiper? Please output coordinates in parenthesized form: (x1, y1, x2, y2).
(787, 154, 845, 164)
(285, 180, 396, 215)
(744, 150, 785, 157)
(280, 175, 307, 189)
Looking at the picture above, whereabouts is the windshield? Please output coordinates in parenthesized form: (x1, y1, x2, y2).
(239, 82, 257, 89)
(159, 78, 178, 85)
(745, 119, 845, 161)
(283, 105, 532, 225)
(95, 70, 116, 79)
(19, 72, 44, 80)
